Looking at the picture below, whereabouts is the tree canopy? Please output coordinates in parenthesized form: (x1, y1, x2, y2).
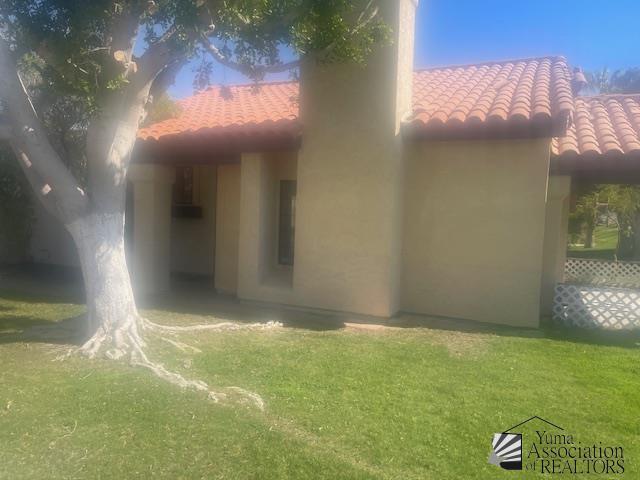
(571, 184, 640, 260)
(585, 67, 640, 95)
(1, 0, 389, 116)
(0, 1, 390, 212)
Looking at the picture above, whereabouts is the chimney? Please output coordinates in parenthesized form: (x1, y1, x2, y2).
(294, 0, 419, 317)
(572, 67, 588, 95)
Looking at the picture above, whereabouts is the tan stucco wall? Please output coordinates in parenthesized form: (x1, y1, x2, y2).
(540, 175, 571, 315)
(291, 0, 417, 317)
(237, 152, 298, 304)
(170, 165, 216, 276)
(401, 138, 552, 327)
(214, 164, 241, 294)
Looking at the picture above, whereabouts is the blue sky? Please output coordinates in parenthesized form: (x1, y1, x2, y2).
(169, 0, 640, 98)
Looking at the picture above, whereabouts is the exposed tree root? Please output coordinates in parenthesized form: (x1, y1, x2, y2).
(7, 313, 283, 410)
(60, 314, 282, 410)
(142, 317, 283, 333)
(160, 336, 202, 353)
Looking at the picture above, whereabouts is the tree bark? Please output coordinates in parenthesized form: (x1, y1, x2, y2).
(66, 210, 143, 359)
(617, 222, 634, 260)
(584, 223, 595, 249)
(632, 211, 640, 260)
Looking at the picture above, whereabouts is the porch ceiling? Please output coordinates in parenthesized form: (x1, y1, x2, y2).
(133, 130, 300, 165)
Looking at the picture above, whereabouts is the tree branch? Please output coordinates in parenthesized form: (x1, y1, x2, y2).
(314, 2, 380, 62)
(82, 7, 156, 213)
(135, 38, 178, 89)
(0, 39, 87, 222)
(199, 35, 300, 77)
(108, 4, 143, 74)
(10, 143, 61, 218)
(198, 1, 380, 79)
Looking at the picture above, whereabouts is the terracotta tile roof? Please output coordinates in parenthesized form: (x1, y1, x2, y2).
(407, 56, 574, 136)
(552, 94, 640, 158)
(138, 81, 300, 142)
(138, 55, 573, 145)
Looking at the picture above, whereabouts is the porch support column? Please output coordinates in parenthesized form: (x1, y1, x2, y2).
(128, 164, 175, 296)
(541, 175, 572, 315)
(215, 164, 241, 295)
(237, 153, 268, 296)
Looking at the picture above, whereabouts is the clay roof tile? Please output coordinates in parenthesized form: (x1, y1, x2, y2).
(552, 94, 640, 158)
(139, 56, 577, 146)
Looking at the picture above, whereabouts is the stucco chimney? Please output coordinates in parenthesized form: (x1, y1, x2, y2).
(294, 0, 418, 317)
(572, 67, 588, 95)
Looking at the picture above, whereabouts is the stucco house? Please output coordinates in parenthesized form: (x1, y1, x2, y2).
(24, 0, 640, 328)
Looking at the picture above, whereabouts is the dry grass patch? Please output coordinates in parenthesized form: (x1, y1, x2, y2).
(343, 321, 491, 357)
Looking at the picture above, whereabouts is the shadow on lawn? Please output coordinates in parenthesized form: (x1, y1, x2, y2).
(0, 314, 85, 346)
(541, 321, 640, 350)
(144, 293, 346, 332)
(148, 292, 640, 349)
(389, 313, 640, 350)
(1, 293, 638, 350)
(0, 263, 84, 304)
(1, 264, 638, 349)
(566, 249, 617, 261)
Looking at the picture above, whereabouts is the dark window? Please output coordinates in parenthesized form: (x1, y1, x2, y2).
(278, 180, 297, 266)
(172, 166, 202, 219)
(173, 166, 194, 205)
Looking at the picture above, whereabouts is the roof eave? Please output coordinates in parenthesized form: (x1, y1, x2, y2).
(551, 150, 640, 182)
(134, 132, 302, 165)
(401, 112, 571, 142)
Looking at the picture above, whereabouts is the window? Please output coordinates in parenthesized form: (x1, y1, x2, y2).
(172, 166, 203, 219)
(278, 180, 296, 266)
(173, 166, 195, 205)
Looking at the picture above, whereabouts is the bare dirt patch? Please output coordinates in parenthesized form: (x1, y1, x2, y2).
(422, 328, 492, 357)
(343, 321, 492, 357)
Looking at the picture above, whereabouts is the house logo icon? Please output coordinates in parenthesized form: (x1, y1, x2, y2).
(489, 433, 523, 470)
(489, 416, 564, 471)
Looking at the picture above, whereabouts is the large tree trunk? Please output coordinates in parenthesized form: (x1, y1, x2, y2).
(66, 210, 144, 359)
(0, 35, 276, 407)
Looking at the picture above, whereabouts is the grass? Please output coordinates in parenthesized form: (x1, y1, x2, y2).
(568, 226, 619, 260)
(0, 289, 639, 479)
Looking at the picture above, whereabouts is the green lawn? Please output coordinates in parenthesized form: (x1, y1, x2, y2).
(568, 226, 619, 260)
(0, 291, 639, 479)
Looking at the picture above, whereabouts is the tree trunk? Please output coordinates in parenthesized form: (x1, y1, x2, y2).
(632, 212, 640, 260)
(66, 211, 144, 359)
(584, 223, 595, 249)
(617, 222, 634, 260)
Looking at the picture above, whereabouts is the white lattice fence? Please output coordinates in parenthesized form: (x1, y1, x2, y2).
(553, 284, 640, 330)
(564, 258, 640, 288)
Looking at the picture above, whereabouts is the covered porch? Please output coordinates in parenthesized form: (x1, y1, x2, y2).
(128, 138, 299, 299)
(543, 93, 640, 328)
